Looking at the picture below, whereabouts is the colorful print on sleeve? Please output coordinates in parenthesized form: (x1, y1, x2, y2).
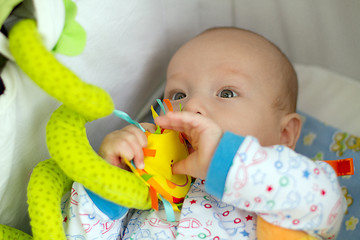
(222, 136, 346, 239)
(62, 182, 127, 239)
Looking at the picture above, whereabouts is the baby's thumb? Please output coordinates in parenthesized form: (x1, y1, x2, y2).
(172, 158, 189, 176)
(172, 154, 205, 179)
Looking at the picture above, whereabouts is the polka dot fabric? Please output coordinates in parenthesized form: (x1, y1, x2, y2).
(27, 159, 72, 240)
(46, 105, 151, 209)
(5, 19, 151, 239)
(0, 224, 32, 240)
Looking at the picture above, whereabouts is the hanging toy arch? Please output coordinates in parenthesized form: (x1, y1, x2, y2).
(3, 19, 191, 239)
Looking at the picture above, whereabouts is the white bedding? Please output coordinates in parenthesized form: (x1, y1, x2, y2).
(296, 64, 360, 136)
(0, 0, 359, 233)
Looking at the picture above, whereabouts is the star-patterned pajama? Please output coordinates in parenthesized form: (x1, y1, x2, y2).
(63, 132, 346, 239)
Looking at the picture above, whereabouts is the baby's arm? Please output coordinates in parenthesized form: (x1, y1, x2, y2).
(99, 123, 156, 169)
(214, 133, 345, 238)
(156, 112, 345, 239)
(62, 182, 129, 238)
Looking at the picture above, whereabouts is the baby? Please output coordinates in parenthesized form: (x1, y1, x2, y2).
(63, 27, 345, 239)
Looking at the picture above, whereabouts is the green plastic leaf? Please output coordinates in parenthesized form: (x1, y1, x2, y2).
(53, 0, 86, 56)
(0, 0, 23, 27)
(141, 174, 153, 182)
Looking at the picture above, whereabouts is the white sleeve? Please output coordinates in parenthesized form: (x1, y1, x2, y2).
(62, 182, 128, 239)
(222, 136, 346, 239)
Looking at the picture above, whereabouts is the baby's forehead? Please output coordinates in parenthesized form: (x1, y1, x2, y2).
(197, 28, 274, 49)
(191, 29, 283, 67)
(171, 27, 293, 83)
(200, 29, 294, 93)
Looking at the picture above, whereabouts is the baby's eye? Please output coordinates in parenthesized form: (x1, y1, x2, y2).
(172, 92, 186, 100)
(218, 89, 238, 98)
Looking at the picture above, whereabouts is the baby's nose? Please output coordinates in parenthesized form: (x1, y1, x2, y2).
(182, 98, 206, 116)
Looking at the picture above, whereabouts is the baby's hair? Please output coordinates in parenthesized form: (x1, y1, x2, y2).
(198, 27, 298, 113)
(274, 54, 298, 113)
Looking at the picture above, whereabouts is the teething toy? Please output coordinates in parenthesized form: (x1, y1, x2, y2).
(135, 128, 191, 207)
(116, 99, 191, 221)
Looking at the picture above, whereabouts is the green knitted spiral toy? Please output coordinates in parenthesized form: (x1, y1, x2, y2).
(5, 19, 152, 239)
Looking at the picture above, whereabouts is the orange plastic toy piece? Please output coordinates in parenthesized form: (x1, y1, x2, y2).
(323, 158, 354, 176)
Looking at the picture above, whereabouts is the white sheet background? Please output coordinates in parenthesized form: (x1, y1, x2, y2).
(0, 0, 359, 233)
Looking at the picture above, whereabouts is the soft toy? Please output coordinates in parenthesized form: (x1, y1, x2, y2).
(2, 18, 192, 239)
(0, 14, 353, 240)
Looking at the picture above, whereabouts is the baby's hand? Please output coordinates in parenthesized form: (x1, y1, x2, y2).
(155, 112, 223, 179)
(98, 123, 156, 170)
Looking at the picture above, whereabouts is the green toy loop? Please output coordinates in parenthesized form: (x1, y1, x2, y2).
(47, 105, 151, 209)
(0, 224, 32, 240)
(9, 19, 114, 121)
(6, 18, 152, 239)
(27, 159, 73, 240)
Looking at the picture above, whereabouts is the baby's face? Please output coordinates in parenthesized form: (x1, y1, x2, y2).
(164, 29, 287, 147)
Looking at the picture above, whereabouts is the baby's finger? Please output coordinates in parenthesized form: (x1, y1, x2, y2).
(122, 125, 148, 147)
(117, 135, 144, 168)
(122, 126, 148, 169)
(172, 157, 188, 176)
(172, 153, 207, 179)
(155, 112, 199, 133)
(155, 112, 216, 147)
(140, 123, 157, 133)
(130, 143, 145, 170)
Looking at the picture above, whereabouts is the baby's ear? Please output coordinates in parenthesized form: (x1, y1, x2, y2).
(280, 113, 302, 150)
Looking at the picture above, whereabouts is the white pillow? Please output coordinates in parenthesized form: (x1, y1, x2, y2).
(296, 64, 360, 136)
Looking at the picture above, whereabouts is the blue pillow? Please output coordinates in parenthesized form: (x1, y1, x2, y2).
(295, 111, 359, 239)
